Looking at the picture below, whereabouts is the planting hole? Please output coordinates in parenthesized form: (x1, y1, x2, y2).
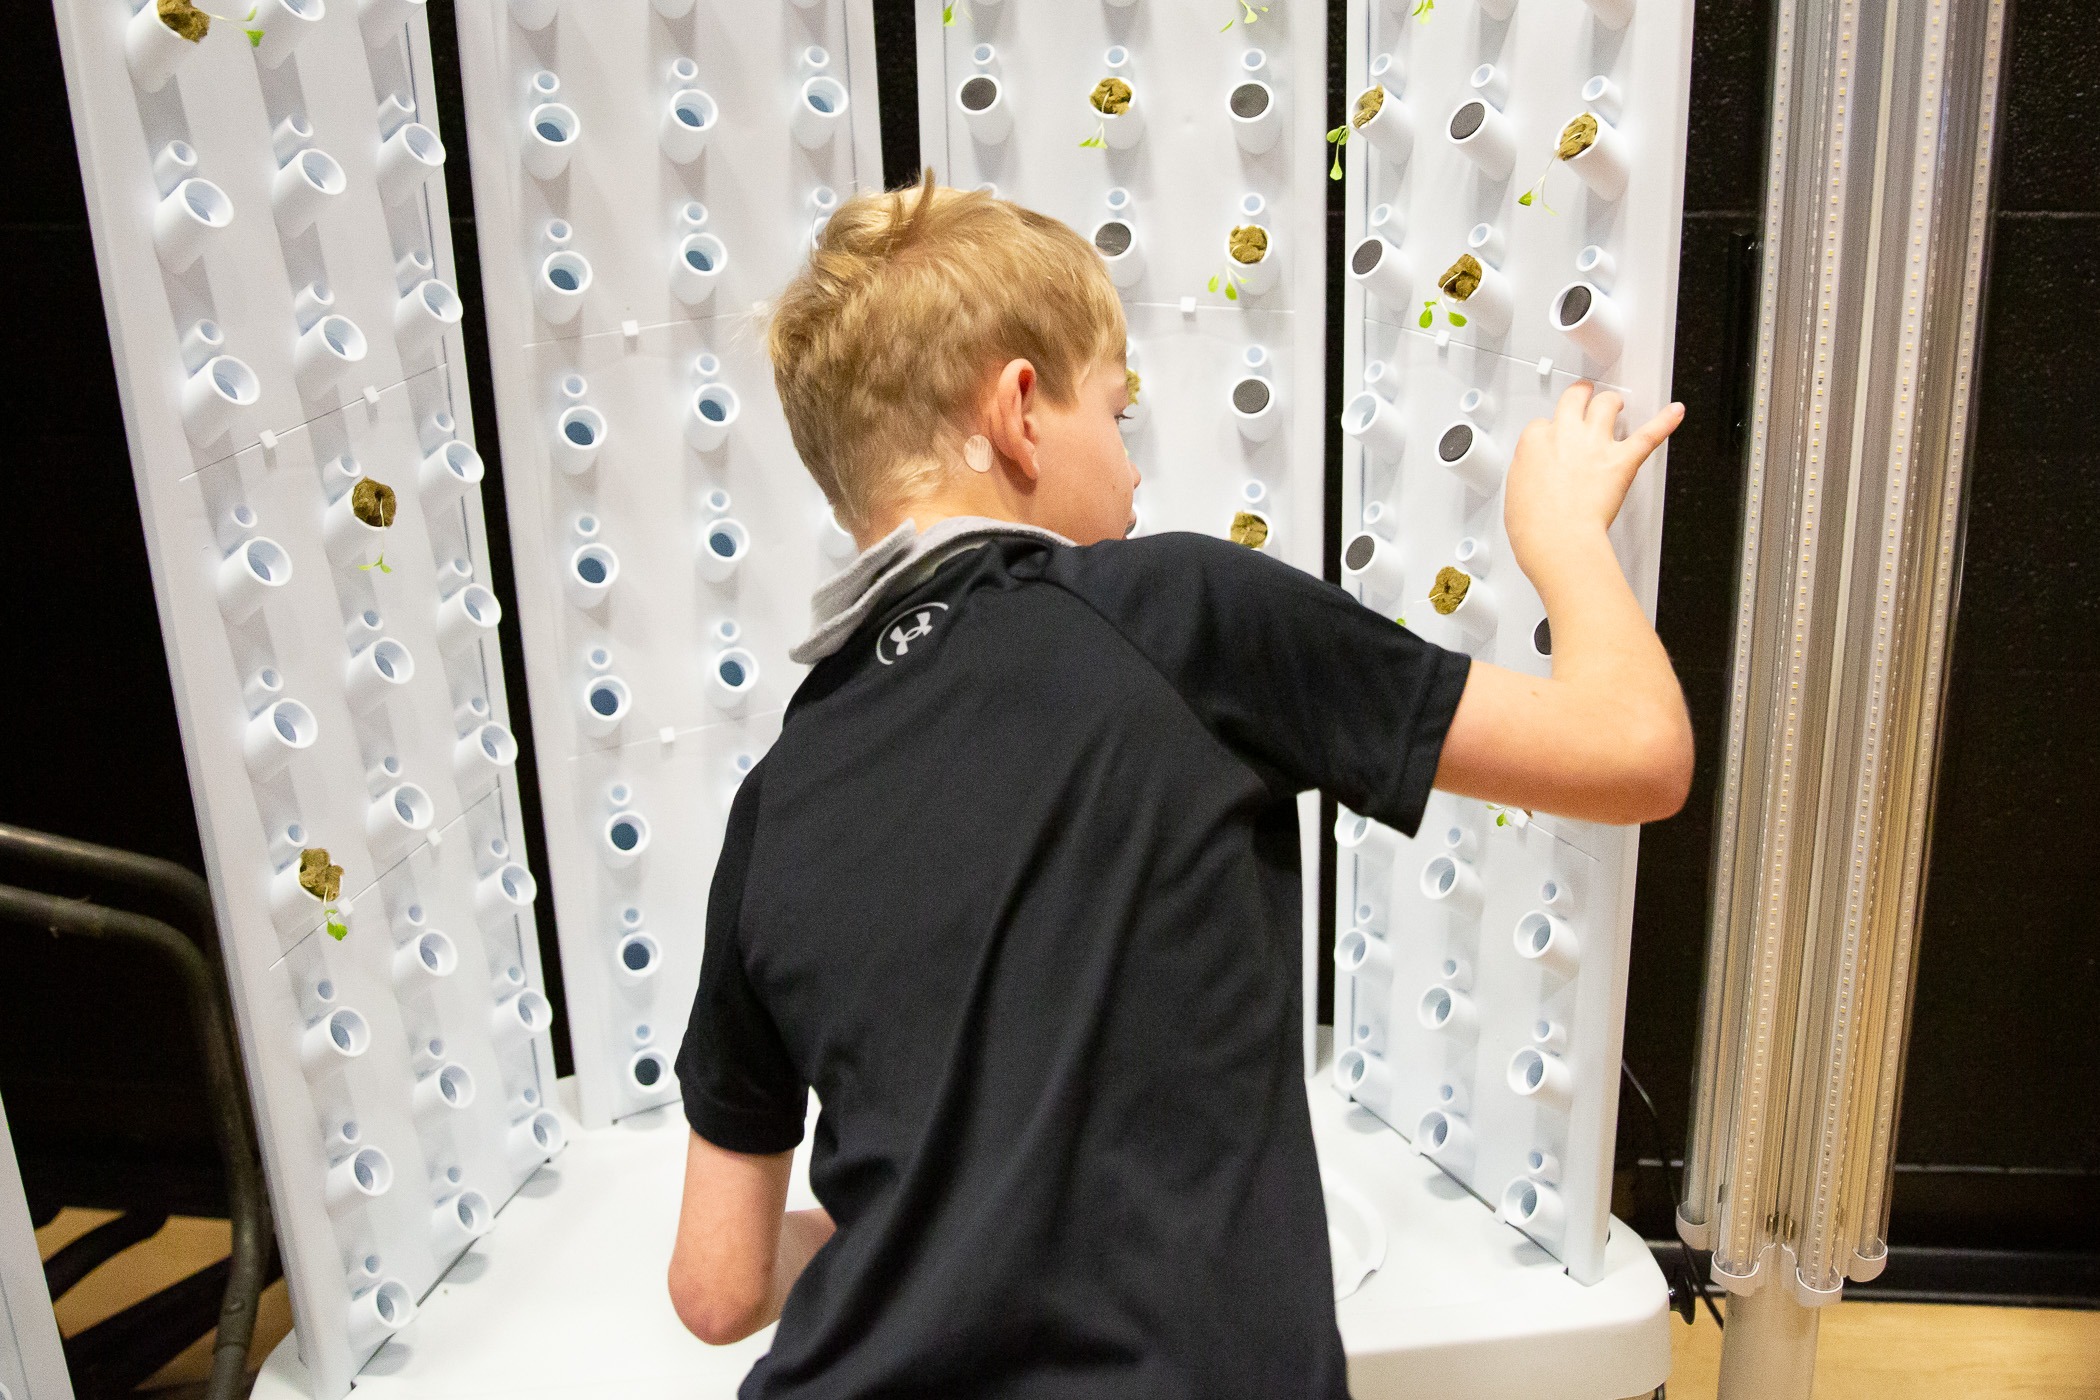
(1231, 82, 1269, 118)
(1440, 425, 1473, 461)
(1344, 535, 1375, 572)
(610, 818, 640, 851)
(1558, 285, 1593, 326)
(1233, 379, 1271, 415)
(1094, 221, 1133, 257)
(1351, 239, 1383, 275)
(1533, 618, 1553, 655)
(1450, 102, 1487, 141)
(960, 75, 997, 112)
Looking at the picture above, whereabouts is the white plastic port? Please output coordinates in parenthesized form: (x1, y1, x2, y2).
(1501, 1175, 1567, 1243)
(1430, 568, 1496, 642)
(243, 700, 317, 780)
(272, 148, 346, 236)
(395, 279, 464, 360)
(509, 1110, 567, 1163)
(565, 544, 619, 610)
(1354, 81, 1412, 164)
(325, 1145, 393, 1209)
(294, 314, 368, 389)
(454, 722, 518, 789)
(627, 1048, 672, 1093)
(1334, 928, 1393, 981)
(579, 675, 631, 736)
(1533, 1018, 1570, 1054)
(217, 536, 293, 622)
(413, 1061, 476, 1114)
(1514, 910, 1580, 977)
(376, 122, 445, 205)
(602, 811, 651, 869)
(1341, 531, 1406, 609)
(475, 862, 538, 921)
(1539, 875, 1576, 913)
(662, 88, 718, 163)
(1434, 420, 1508, 490)
(154, 179, 234, 272)
(242, 665, 282, 715)
(1507, 1046, 1575, 1109)
(1562, 114, 1630, 200)
(1447, 98, 1515, 180)
(614, 932, 661, 981)
(793, 76, 849, 149)
(125, 1, 203, 90)
(956, 73, 1011, 144)
(1582, 74, 1626, 124)
(1552, 281, 1624, 364)
(346, 1279, 416, 1349)
(551, 403, 605, 475)
(1576, 243, 1618, 290)
(1333, 809, 1400, 861)
(1439, 955, 1475, 992)
(435, 584, 502, 654)
(366, 783, 435, 857)
(431, 1189, 494, 1251)
(672, 233, 728, 305)
(1445, 259, 1515, 336)
(1416, 1109, 1475, 1169)
(1340, 390, 1408, 463)
(1229, 375, 1280, 442)
(524, 103, 580, 179)
(685, 385, 740, 451)
(1419, 852, 1483, 917)
(491, 989, 551, 1042)
(301, 1007, 371, 1071)
(345, 637, 415, 715)
(1092, 218, 1141, 289)
(419, 440, 484, 500)
(179, 315, 222, 371)
(697, 518, 749, 582)
(1454, 536, 1493, 576)
(1527, 1148, 1564, 1184)
(536, 251, 592, 324)
(181, 355, 259, 445)
(1228, 79, 1279, 154)
(1334, 1046, 1394, 1107)
(1417, 984, 1478, 1036)
(393, 929, 458, 982)
(1347, 235, 1412, 309)
(708, 648, 760, 712)
(1225, 223, 1278, 296)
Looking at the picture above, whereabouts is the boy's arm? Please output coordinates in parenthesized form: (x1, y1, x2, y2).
(667, 1130, 836, 1346)
(1433, 383, 1694, 826)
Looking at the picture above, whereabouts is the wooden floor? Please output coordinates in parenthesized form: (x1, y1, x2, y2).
(36, 1209, 2100, 1396)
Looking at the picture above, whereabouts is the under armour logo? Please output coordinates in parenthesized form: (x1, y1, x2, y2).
(875, 601, 950, 666)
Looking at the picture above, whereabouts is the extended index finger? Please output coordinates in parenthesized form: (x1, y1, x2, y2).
(1619, 402, 1686, 462)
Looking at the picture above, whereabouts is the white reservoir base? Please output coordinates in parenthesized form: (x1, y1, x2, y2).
(253, 1056, 1668, 1400)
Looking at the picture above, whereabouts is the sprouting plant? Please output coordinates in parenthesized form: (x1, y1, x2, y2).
(941, 2, 964, 25)
(1486, 802, 1533, 829)
(1220, 0, 1271, 31)
(1324, 123, 1350, 180)
(1516, 158, 1558, 212)
(1081, 78, 1131, 148)
(358, 553, 393, 574)
(158, 0, 266, 48)
(324, 905, 349, 940)
(1418, 297, 1469, 331)
(1520, 115, 1599, 212)
(1412, 0, 1436, 18)
(1207, 264, 1247, 302)
(1081, 122, 1106, 150)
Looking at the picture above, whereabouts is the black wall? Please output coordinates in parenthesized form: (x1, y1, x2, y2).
(2, 1, 2093, 1295)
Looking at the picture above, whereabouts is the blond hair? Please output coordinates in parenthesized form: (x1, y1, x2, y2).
(767, 172, 1126, 534)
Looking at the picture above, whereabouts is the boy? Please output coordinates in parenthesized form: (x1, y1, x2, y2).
(668, 176, 1691, 1397)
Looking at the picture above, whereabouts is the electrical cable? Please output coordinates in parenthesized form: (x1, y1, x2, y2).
(1622, 1060, 1725, 1331)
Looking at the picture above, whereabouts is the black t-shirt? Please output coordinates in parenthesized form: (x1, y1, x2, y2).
(677, 532, 1469, 1399)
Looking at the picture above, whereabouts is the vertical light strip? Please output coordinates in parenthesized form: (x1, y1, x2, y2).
(1680, 0, 2007, 1303)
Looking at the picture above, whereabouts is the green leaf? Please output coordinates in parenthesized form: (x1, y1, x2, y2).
(325, 916, 348, 941)
(943, 4, 956, 24)
(1418, 307, 1433, 329)
(1224, 282, 1238, 301)
(1448, 311, 1467, 327)
(1329, 150, 1344, 180)
(246, 27, 264, 45)
(1517, 190, 1533, 206)
(1207, 275, 1221, 293)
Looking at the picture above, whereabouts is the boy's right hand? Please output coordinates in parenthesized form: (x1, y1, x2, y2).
(1503, 382, 1683, 590)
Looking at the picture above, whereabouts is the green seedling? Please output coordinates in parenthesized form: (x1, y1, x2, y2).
(358, 553, 393, 574)
(1081, 78, 1132, 148)
(1485, 801, 1533, 829)
(941, 3, 963, 24)
(1412, 0, 1436, 18)
(1207, 265, 1247, 301)
(1418, 297, 1469, 331)
(1517, 159, 1559, 212)
(1220, 0, 1271, 31)
(325, 906, 348, 940)
(1325, 123, 1350, 180)
(158, 0, 265, 47)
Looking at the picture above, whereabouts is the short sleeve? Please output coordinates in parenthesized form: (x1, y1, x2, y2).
(674, 768, 809, 1154)
(1045, 533, 1472, 837)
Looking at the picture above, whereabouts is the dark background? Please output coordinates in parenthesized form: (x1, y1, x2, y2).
(2, 0, 2092, 1302)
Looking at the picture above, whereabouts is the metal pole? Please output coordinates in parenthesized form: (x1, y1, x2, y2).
(1718, 1278, 1821, 1400)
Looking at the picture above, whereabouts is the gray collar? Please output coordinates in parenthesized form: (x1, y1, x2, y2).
(791, 516, 1072, 665)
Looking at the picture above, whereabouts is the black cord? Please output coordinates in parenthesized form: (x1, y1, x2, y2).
(1621, 1061, 1725, 1331)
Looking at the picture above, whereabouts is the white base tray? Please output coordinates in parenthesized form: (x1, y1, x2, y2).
(254, 1055, 1668, 1400)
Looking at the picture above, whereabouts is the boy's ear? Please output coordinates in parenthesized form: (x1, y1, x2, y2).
(986, 357, 1041, 481)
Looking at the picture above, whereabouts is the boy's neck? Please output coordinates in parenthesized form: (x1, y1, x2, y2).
(857, 482, 1041, 552)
